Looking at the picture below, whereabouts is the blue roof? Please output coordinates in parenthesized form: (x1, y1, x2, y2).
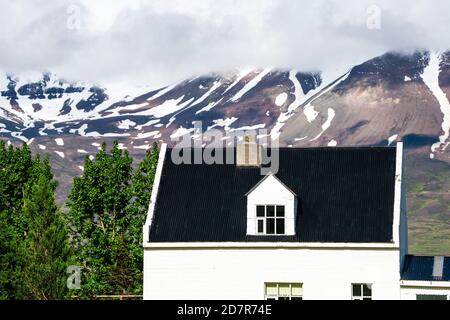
(401, 255, 450, 281)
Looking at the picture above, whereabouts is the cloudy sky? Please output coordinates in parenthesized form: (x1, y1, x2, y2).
(0, 0, 449, 87)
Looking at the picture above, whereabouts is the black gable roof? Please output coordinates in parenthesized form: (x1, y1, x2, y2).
(148, 147, 397, 243)
(401, 255, 450, 281)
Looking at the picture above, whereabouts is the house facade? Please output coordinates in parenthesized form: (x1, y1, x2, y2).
(143, 141, 450, 300)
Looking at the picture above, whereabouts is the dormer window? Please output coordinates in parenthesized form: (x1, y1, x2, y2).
(256, 205, 285, 235)
(246, 174, 297, 237)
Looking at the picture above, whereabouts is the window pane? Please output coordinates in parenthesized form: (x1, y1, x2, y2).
(266, 218, 275, 234)
(363, 284, 371, 296)
(257, 206, 265, 217)
(267, 206, 275, 217)
(276, 218, 285, 234)
(291, 284, 303, 296)
(265, 283, 278, 296)
(276, 206, 285, 217)
(278, 284, 290, 296)
(352, 284, 361, 297)
(257, 220, 264, 233)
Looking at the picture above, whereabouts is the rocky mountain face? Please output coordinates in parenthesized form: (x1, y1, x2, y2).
(1, 50, 450, 254)
(281, 51, 450, 159)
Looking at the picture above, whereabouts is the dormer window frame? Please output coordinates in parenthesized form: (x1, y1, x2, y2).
(256, 204, 286, 235)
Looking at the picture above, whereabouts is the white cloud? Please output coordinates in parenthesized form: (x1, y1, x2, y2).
(0, 0, 449, 88)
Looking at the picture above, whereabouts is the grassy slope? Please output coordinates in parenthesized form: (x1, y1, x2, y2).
(405, 153, 450, 255)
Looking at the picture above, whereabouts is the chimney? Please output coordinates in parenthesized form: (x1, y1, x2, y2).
(432, 256, 444, 281)
(236, 135, 262, 167)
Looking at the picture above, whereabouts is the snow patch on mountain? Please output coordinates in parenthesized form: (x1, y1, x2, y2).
(195, 98, 223, 114)
(422, 52, 450, 156)
(304, 104, 319, 123)
(208, 117, 239, 131)
(148, 82, 180, 101)
(170, 126, 195, 139)
(230, 68, 272, 102)
(223, 68, 252, 94)
(328, 139, 337, 146)
(191, 80, 221, 107)
(54, 151, 65, 158)
(138, 96, 194, 118)
(133, 144, 151, 150)
(275, 93, 288, 107)
(117, 119, 136, 129)
(311, 108, 336, 141)
(388, 134, 398, 146)
(135, 119, 160, 130)
(136, 131, 161, 139)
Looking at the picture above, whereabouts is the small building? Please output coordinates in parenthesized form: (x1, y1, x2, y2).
(143, 141, 450, 300)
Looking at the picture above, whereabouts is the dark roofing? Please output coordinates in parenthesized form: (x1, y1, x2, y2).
(149, 147, 397, 243)
(401, 255, 450, 281)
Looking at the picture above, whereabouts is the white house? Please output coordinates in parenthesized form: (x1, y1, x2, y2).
(143, 140, 450, 300)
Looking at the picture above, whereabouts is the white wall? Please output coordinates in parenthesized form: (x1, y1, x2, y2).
(144, 247, 401, 300)
(401, 284, 450, 300)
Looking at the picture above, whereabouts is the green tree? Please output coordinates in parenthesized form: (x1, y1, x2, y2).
(125, 142, 159, 294)
(66, 141, 159, 297)
(17, 156, 72, 299)
(0, 142, 34, 299)
(0, 142, 71, 299)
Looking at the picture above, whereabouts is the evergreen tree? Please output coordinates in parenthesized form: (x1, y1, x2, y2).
(0, 142, 34, 299)
(18, 156, 72, 299)
(0, 142, 71, 299)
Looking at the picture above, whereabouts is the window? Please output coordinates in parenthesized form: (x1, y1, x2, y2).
(256, 205, 285, 235)
(416, 294, 448, 300)
(265, 283, 303, 300)
(352, 284, 372, 300)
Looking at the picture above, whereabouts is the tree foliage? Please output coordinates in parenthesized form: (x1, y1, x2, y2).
(0, 140, 159, 299)
(67, 141, 159, 297)
(0, 142, 72, 299)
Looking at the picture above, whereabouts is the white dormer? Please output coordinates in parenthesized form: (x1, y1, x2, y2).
(245, 174, 297, 236)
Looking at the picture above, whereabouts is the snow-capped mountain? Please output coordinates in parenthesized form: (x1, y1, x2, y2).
(281, 50, 450, 161)
(2, 49, 449, 255)
(0, 67, 340, 144)
(2, 51, 449, 160)
(1, 50, 450, 186)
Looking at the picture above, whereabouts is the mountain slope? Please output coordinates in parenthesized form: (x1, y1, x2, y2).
(1, 50, 450, 254)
